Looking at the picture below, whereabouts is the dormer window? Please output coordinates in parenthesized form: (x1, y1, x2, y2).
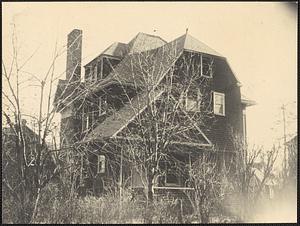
(213, 91, 225, 116)
(201, 55, 213, 78)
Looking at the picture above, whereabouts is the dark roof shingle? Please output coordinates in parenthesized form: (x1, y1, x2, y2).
(86, 34, 225, 140)
(86, 89, 164, 140)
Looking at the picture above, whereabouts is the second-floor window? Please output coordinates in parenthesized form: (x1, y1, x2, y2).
(201, 55, 213, 78)
(213, 91, 225, 116)
(180, 89, 202, 112)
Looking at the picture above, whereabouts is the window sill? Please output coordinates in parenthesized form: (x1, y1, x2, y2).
(214, 112, 225, 117)
(201, 75, 212, 79)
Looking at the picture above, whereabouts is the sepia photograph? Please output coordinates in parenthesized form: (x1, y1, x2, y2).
(2, 1, 297, 224)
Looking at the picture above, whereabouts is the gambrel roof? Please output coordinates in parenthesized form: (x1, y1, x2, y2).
(105, 34, 185, 86)
(90, 33, 227, 88)
(102, 42, 129, 58)
(57, 32, 246, 146)
(127, 32, 167, 54)
(84, 32, 167, 66)
(86, 33, 225, 143)
(178, 33, 223, 57)
(87, 89, 164, 140)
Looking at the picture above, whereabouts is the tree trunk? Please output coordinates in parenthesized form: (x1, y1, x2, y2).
(145, 174, 154, 224)
(200, 209, 209, 223)
(30, 187, 41, 223)
(176, 199, 183, 223)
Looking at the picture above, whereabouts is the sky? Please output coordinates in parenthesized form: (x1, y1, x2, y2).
(2, 2, 297, 151)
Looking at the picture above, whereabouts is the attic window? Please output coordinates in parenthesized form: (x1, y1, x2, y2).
(201, 55, 213, 78)
(213, 91, 225, 116)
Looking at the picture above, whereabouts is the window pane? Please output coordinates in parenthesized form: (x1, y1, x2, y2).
(186, 98, 198, 111)
(214, 92, 225, 116)
(98, 155, 106, 174)
(215, 94, 223, 105)
(216, 103, 224, 114)
(166, 173, 179, 184)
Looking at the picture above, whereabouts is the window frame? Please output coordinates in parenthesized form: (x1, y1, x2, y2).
(181, 89, 202, 112)
(185, 97, 198, 112)
(82, 106, 90, 131)
(213, 91, 225, 116)
(201, 54, 213, 78)
(97, 155, 106, 174)
(196, 89, 202, 110)
(98, 95, 107, 116)
(93, 64, 98, 81)
(165, 172, 180, 187)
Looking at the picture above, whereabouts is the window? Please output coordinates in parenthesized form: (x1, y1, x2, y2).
(180, 89, 202, 112)
(186, 98, 198, 112)
(196, 89, 202, 109)
(213, 92, 225, 116)
(160, 161, 181, 187)
(97, 155, 106, 174)
(201, 55, 213, 78)
(84, 67, 91, 82)
(165, 173, 180, 186)
(98, 96, 107, 116)
(86, 115, 90, 129)
(93, 65, 98, 81)
(82, 106, 90, 131)
(179, 92, 186, 109)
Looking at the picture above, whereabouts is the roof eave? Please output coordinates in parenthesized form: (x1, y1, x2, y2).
(183, 48, 225, 59)
(84, 54, 123, 68)
(241, 99, 257, 107)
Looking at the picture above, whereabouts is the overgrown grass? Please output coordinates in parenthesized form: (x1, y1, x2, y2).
(4, 183, 240, 224)
(30, 184, 198, 224)
(32, 185, 144, 223)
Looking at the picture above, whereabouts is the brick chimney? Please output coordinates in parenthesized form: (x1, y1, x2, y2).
(66, 29, 82, 83)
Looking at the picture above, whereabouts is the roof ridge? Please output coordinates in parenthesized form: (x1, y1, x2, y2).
(183, 33, 188, 48)
(137, 32, 167, 43)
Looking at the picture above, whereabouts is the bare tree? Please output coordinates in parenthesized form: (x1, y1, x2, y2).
(1, 25, 87, 223)
(103, 43, 216, 223)
(184, 150, 230, 223)
(228, 135, 279, 221)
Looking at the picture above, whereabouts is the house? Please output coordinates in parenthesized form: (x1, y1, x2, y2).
(2, 119, 41, 167)
(284, 134, 297, 187)
(251, 167, 278, 200)
(54, 29, 255, 195)
(2, 120, 55, 195)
